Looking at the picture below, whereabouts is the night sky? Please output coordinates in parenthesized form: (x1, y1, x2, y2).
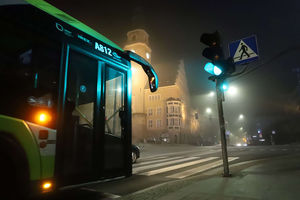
(46, 0, 300, 134)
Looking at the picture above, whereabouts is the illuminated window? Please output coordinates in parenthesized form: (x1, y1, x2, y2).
(146, 52, 150, 59)
(148, 108, 153, 116)
(148, 120, 153, 128)
(157, 107, 162, 116)
(157, 120, 162, 128)
(170, 119, 174, 126)
(174, 107, 179, 113)
(174, 119, 179, 126)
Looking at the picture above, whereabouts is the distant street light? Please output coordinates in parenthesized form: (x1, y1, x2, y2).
(239, 127, 243, 131)
(209, 91, 215, 97)
(228, 86, 238, 96)
(239, 114, 244, 120)
(206, 107, 212, 114)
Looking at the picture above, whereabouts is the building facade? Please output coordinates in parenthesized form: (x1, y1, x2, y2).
(124, 29, 151, 142)
(124, 29, 197, 143)
(144, 60, 194, 143)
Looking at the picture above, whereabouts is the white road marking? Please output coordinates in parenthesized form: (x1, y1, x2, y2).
(134, 157, 183, 167)
(140, 157, 218, 176)
(133, 157, 200, 174)
(167, 157, 239, 179)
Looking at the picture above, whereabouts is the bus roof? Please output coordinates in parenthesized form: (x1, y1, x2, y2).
(25, 0, 123, 51)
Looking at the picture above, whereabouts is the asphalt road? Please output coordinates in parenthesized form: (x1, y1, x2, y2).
(40, 144, 300, 200)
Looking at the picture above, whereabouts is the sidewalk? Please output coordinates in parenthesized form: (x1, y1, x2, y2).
(121, 154, 300, 200)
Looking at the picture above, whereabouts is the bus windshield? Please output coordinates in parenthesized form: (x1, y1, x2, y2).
(0, 20, 60, 129)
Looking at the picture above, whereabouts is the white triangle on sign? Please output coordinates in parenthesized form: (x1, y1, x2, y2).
(233, 40, 258, 63)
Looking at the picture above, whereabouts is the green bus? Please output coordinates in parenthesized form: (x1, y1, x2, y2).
(0, 0, 158, 198)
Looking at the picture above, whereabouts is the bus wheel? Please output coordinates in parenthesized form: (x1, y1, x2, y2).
(0, 155, 18, 199)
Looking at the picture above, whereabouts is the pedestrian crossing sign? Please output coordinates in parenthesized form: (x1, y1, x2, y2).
(229, 35, 259, 65)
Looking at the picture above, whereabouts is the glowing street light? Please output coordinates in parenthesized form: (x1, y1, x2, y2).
(239, 114, 244, 120)
(209, 91, 215, 97)
(206, 107, 212, 114)
(239, 127, 243, 131)
(228, 86, 238, 96)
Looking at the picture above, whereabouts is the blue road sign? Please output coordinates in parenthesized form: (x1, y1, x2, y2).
(229, 35, 259, 65)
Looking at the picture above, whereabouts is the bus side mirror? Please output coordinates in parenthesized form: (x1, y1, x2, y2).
(124, 51, 159, 92)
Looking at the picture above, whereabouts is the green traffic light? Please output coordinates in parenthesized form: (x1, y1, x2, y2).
(221, 82, 229, 91)
(204, 62, 222, 76)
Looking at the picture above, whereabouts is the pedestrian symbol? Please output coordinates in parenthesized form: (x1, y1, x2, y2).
(234, 40, 258, 61)
(229, 35, 259, 65)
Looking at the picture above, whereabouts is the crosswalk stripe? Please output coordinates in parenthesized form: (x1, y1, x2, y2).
(140, 157, 218, 176)
(134, 156, 183, 167)
(133, 157, 199, 174)
(167, 157, 239, 179)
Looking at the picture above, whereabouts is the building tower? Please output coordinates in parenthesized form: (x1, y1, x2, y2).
(124, 29, 152, 142)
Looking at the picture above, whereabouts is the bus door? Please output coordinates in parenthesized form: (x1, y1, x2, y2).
(58, 47, 129, 185)
(103, 65, 128, 178)
(59, 48, 99, 185)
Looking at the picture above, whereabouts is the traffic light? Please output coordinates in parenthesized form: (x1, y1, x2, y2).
(220, 81, 229, 91)
(204, 62, 222, 76)
(201, 31, 235, 77)
(200, 31, 223, 61)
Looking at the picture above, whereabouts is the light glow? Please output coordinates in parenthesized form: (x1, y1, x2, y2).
(42, 182, 52, 190)
(228, 86, 238, 95)
(146, 52, 150, 59)
(222, 83, 229, 91)
(35, 111, 52, 125)
(213, 66, 222, 75)
(204, 62, 223, 76)
(206, 108, 212, 114)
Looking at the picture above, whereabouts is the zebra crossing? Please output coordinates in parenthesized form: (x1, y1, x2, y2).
(133, 155, 239, 179)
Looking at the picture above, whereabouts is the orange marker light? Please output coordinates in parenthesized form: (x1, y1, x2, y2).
(35, 111, 52, 125)
(39, 113, 47, 122)
(42, 181, 52, 190)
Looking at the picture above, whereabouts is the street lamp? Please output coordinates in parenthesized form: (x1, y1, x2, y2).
(206, 107, 212, 114)
(239, 114, 244, 120)
(209, 91, 215, 97)
(239, 127, 243, 131)
(228, 86, 238, 96)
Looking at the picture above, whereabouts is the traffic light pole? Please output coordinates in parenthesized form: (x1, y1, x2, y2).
(215, 79, 230, 177)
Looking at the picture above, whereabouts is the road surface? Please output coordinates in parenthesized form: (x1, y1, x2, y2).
(40, 144, 300, 199)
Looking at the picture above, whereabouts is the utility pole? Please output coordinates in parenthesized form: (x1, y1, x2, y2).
(200, 31, 235, 177)
(215, 79, 230, 177)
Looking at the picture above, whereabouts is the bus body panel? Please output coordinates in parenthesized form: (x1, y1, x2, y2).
(0, 0, 158, 196)
(0, 115, 41, 180)
(40, 155, 55, 178)
(25, 0, 123, 51)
